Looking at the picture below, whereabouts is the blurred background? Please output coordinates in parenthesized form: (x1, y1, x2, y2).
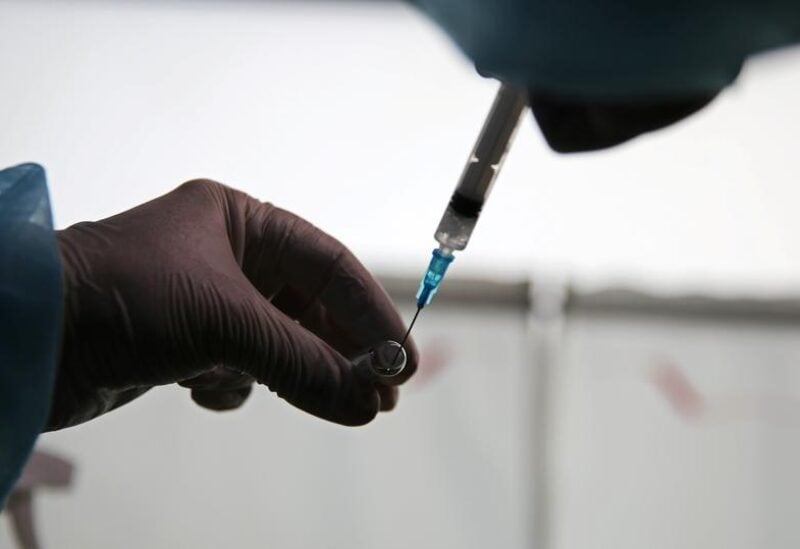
(2, 0, 800, 547)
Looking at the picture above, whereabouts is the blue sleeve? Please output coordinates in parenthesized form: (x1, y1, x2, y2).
(0, 164, 63, 507)
(411, 0, 800, 97)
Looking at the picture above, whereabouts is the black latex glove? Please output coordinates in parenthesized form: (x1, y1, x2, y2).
(49, 180, 417, 430)
(412, 0, 790, 151)
(527, 90, 721, 152)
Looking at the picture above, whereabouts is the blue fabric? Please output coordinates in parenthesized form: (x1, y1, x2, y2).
(0, 164, 62, 507)
(411, 0, 800, 97)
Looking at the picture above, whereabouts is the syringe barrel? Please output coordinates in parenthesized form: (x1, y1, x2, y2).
(434, 83, 528, 251)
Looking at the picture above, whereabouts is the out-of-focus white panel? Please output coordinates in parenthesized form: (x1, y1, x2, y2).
(552, 312, 800, 549)
(0, 304, 530, 549)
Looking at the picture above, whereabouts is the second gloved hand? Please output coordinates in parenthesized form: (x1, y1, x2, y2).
(50, 179, 417, 430)
(410, 0, 799, 151)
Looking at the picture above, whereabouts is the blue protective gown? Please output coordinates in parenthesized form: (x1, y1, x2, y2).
(0, 164, 62, 506)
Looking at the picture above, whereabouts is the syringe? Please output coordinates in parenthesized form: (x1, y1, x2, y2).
(396, 83, 529, 352)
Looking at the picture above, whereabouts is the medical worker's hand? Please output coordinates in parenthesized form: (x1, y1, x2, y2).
(48, 180, 417, 430)
(411, 0, 798, 151)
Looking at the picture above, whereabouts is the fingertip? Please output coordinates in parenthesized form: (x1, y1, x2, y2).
(402, 336, 420, 378)
(190, 386, 252, 411)
(337, 386, 380, 426)
(377, 385, 398, 411)
(219, 297, 384, 427)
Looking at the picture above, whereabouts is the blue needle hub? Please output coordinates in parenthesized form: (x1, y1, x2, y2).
(416, 248, 455, 308)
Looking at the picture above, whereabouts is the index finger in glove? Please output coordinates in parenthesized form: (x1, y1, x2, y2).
(200, 284, 381, 426)
(237, 200, 418, 385)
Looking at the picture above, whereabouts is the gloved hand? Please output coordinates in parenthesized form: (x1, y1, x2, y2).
(49, 179, 417, 430)
(411, 0, 800, 151)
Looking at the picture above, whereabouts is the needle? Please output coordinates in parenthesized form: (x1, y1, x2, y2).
(393, 306, 421, 366)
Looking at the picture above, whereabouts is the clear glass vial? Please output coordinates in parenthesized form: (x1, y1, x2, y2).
(353, 340, 407, 379)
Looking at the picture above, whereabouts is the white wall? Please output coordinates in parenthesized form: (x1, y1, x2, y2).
(552, 310, 800, 549)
